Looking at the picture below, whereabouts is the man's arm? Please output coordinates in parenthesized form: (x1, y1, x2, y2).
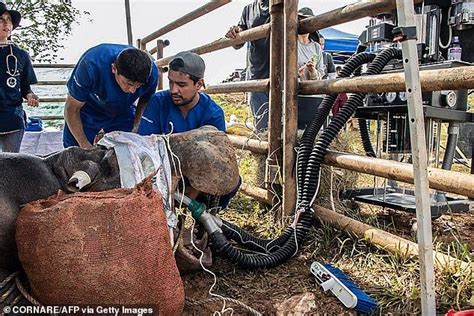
(64, 94, 91, 148)
(132, 96, 150, 132)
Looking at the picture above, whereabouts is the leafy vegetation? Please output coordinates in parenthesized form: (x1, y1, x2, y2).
(7, 0, 88, 62)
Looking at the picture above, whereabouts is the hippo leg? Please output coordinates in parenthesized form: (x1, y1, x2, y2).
(0, 197, 21, 271)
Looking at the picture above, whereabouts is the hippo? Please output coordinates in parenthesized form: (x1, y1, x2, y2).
(0, 146, 121, 271)
(0, 126, 240, 272)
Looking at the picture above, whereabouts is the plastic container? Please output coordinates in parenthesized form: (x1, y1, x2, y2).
(447, 36, 462, 61)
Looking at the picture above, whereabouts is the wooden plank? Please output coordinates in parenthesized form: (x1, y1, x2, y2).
(146, 0, 231, 53)
(124, 0, 133, 45)
(313, 206, 472, 272)
(156, 0, 424, 66)
(155, 40, 166, 90)
(282, 0, 298, 220)
(204, 79, 269, 94)
(227, 135, 268, 155)
(240, 183, 272, 205)
(267, 0, 285, 203)
(226, 135, 474, 198)
(396, 0, 436, 313)
(157, 24, 270, 67)
(299, 66, 474, 94)
(298, 0, 423, 34)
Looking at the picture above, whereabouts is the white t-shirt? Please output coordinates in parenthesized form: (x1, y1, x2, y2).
(297, 40, 325, 79)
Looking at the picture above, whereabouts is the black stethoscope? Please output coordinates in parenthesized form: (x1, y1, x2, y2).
(1, 41, 19, 88)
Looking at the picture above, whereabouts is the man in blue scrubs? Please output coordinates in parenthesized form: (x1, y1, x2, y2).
(138, 51, 225, 135)
(63, 44, 159, 148)
(138, 52, 237, 209)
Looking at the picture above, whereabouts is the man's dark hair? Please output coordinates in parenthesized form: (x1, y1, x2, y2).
(115, 48, 152, 84)
(169, 58, 200, 84)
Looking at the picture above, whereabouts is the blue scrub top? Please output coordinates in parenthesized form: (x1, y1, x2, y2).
(138, 90, 226, 135)
(67, 43, 159, 128)
(0, 44, 37, 133)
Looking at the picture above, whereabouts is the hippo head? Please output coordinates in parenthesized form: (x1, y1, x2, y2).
(47, 147, 121, 193)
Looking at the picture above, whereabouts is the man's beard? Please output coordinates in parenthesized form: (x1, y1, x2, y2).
(172, 94, 194, 107)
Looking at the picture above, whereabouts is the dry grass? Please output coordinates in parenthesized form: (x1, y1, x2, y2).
(183, 93, 474, 314)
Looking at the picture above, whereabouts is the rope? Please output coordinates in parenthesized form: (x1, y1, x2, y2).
(0, 272, 18, 289)
(185, 297, 262, 316)
(15, 277, 41, 306)
(0, 283, 16, 303)
(1, 272, 42, 309)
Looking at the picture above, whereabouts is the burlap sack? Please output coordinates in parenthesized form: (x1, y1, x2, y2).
(16, 179, 184, 315)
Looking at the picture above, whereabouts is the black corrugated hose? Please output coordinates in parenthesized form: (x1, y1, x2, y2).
(296, 52, 376, 203)
(352, 60, 377, 158)
(209, 51, 399, 269)
(220, 219, 293, 253)
(217, 52, 377, 257)
(441, 122, 458, 170)
(301, 48, 402, 205)
(358, 118, 377, 157)
(212, 211, 314, 269)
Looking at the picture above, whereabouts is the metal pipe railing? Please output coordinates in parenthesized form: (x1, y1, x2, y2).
(34, 115, 64, 121)
(140, 0, 231, 52)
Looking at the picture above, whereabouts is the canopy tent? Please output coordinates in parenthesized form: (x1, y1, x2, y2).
(319, 27, 360, 64)
(320, 27, 359, 53)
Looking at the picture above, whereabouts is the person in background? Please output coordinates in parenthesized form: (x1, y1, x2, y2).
(63, 44, 158, 148)
(225, 0, 270, 132)
(0, 3, 39, 153)
(137, 52, 237, 210)
(297, 7, 325, 81)
(319, 35, 337, 79)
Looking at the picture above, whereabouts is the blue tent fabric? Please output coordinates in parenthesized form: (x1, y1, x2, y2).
(320, 27, 359, 53)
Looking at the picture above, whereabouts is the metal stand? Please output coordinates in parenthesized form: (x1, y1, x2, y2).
(395, 0, 436, 313)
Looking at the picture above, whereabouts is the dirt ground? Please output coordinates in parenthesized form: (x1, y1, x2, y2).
(180, 203, 473, 315)
(181, 226, 356, 315)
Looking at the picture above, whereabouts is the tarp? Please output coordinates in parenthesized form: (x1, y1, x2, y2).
(320, 27, 359, 53)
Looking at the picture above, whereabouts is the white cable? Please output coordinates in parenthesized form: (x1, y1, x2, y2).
(221, 222, 276, 253)
(187, 215, 234, 316)
(329, 166, 336, 212)
(309, 168, 323, 209)
(162, 122, 186, 210)
(439, 6, 453, 49)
